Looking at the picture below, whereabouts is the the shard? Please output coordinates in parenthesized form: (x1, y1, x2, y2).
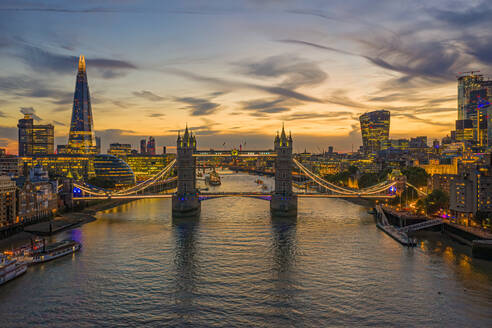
(67, 55, 97, 155)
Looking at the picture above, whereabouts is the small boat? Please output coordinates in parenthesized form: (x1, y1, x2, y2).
(206, 171, 221, 186)
(0, 255, 28, 286)
(26, 240, 81, 264)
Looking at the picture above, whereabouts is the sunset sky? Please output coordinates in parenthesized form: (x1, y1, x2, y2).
(0, 0, 491, 154)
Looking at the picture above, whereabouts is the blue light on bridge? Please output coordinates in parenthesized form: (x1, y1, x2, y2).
(73, 187, 82, 197)
(388, 186, 397, 194)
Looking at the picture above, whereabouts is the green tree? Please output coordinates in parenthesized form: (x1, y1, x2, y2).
(419, 189, 449, 215)
(358, 173, 379, 188)
(402, 167, 429, 187)
(88, 177, 115, 189)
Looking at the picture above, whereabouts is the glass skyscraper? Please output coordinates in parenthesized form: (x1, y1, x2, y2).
(456, 73, 492, 149)
(359, 110, 390, 154)
(67, 55, 97, 155)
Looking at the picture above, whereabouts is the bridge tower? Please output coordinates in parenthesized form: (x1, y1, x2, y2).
(270, 125, 298, 217)
(172, 126, 201, 217)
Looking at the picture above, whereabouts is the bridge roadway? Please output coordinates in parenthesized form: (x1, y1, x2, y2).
(193, 150, 276, 157)
(77, 192, 396, 201)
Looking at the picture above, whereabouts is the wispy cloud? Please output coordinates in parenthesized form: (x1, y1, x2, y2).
(133, 90, 165, 102)
(17, 45, 136, 78)
(174, 96, 221, 116)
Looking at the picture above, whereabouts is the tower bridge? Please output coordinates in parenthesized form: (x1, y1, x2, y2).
(72, 125, 401, 218)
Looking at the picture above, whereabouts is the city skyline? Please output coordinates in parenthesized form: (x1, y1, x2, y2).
(1, 1, 492, 154)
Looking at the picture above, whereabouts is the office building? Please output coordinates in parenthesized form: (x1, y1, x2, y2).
(67, 56, 97, 155)
(0, 175, 17, 227)
(147, 137, 156, 155)
(107, 143, 132, 157)
(140, 139, 147, 155)
(93, 155, 136, 187)
(409, 136, 427, 149)
(17, 114, 54, 156)
(95, 136, 101, 154)
(450, 153, 492, 225)
(19, 155, 95, 180)
(456, 73, 492, 148)
(0, 155, 21, 177)
(124, 154, 175, 181)
(359, 110, 390, 154)
(455, 119, 474, 143)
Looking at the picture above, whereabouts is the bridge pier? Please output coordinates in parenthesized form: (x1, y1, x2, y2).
(270, 125, 297, 217)
(172, 126, 201, 218)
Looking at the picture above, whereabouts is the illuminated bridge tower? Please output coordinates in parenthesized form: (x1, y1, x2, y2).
(172, 126, 201, 217)
(67, 55, 97, 155)
(270, 125, 297, 217)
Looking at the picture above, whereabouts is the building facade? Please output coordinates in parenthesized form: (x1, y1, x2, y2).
(140, 139, 147, 155)
(359, 110, 390, 154)
(456, 73, 492, 149)
(18, 114, 54, 156)
(15, 165, 58, 223)
(108, 143, 132, 157)
(0, 175, 16, 228)
(147, 137, 156, 155)
(450, 153, 492, 225)
(93, 154, 136, 187)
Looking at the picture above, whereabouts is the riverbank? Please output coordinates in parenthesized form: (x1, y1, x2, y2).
(0, 199, 133, 251)
(381, 205, 492, 260)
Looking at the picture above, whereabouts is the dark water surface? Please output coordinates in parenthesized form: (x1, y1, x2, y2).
(1, 171, 492, 327)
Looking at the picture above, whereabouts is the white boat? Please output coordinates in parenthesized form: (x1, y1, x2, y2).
(26, 240, 81, 264)
(0, 255, 28, 286)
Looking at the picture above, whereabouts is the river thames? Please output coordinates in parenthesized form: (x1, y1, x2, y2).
(1, 171, 492, 327)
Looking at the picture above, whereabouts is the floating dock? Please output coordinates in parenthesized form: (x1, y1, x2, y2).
(376, 222, 416, 247)
(374, 205, 416, 247)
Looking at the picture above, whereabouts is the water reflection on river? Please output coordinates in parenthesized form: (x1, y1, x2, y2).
(0, 171, 491, 327)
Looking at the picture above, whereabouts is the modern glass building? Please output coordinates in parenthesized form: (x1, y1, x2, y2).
(17, 114, 54, 156)
(147, 137, 156, 155)
(457, 73, 484, 121)
(93, 155, 136, 187)
(20, 155, 95, 180)
(456, 73, 492, 148)
(359, 110, 390, 154)
(123, 154, 175, 181)
(67, 55, 97, 155)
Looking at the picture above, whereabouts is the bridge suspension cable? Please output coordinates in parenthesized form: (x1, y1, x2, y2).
(113, 159, 176, 195)
(73, 159, 177, 196)
(293, 158, 396, 196)
(404, 182, 428, 197)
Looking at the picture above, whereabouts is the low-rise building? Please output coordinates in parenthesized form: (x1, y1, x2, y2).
(15, 165, 58, 223)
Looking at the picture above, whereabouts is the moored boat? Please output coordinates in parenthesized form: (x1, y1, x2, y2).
(3, 238, 44, 258)
(26, 240, 81, 264)
(0, 255, 28, 286)
(206, 171, 221, 186)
